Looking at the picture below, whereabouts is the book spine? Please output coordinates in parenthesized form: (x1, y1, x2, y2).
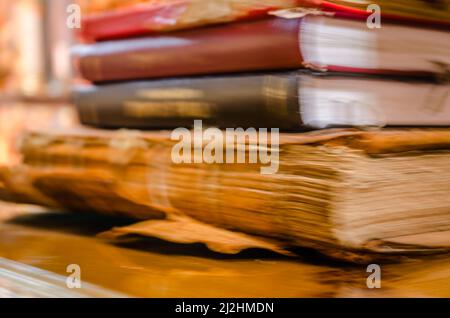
(75, 73, 303, 130)
(76, 18, 304, 82)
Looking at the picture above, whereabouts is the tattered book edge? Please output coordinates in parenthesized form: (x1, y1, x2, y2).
(98, 215, 294, 257)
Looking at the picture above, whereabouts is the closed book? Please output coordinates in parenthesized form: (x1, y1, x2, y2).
(3, 128, 450, 262)
(79, 0, 450, 41)
(74, 73, 302, 130)
(74, 72, 450, 130)
(79, 0, 308, 41)
(74, 15, 450, 83)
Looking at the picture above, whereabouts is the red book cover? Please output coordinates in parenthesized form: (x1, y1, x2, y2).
(80, 0, 450, 42)
(320, 2, 450, 29)
(79, 0, 321, 41)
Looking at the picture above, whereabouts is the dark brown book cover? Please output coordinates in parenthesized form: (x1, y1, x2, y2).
(74, 73, 303, 130)
(74, 72, 450, 131)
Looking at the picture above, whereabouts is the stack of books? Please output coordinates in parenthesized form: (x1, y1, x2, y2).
(74, 0, 450, 130)
(2, 0, 450, 262)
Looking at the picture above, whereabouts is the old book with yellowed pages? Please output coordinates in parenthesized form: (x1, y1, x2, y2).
(2, 128, 450, 262)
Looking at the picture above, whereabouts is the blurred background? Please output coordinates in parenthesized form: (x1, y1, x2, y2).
(0, 0, 74, 98)
(0, 0, 77, 166)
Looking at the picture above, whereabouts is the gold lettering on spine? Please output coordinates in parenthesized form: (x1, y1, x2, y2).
(262, 76, 290, 117)
(123, 101, 214, 118)
(137, 88, 205, 100)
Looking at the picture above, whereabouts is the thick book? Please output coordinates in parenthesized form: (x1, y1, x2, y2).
(74, 72, 450, 130)
(2, 128, 450, 262)
(75, 15, 450, 82)
(79, 0, 450, 41)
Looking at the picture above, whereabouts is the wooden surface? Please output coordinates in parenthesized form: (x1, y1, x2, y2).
(0, 257, 125, 298)
(1, 202, 450, 298)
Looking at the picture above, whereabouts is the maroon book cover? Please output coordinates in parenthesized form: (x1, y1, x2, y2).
(76, 18, 305, 83)
(75, 14, 450, 83)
